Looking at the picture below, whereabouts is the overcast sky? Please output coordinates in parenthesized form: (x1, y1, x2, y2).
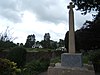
(0, 0, 93, 44)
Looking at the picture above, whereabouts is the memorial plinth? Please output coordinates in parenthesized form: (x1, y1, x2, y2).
(61, 2, 83, 68)
(61, 53, 82, 67)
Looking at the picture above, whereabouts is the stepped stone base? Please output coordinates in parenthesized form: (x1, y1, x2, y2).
(48, 63, 95, 75)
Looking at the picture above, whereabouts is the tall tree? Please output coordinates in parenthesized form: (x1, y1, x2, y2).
(40, 33, 51, 48)
(25, 34, 35, 48)
(58, 39, 64, 47)
(44, 33, 50, 41)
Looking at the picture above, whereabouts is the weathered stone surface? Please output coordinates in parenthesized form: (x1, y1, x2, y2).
(48, 63, 95, 75)
(61, 53, 82, 67)
(68, 2, 75, 53)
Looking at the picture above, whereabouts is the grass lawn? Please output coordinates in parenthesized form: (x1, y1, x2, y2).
(26, 48, 54, 52)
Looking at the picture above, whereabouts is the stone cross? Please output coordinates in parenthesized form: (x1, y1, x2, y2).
(67, 2, 75, 53)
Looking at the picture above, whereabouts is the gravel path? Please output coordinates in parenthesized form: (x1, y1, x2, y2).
(38, 71, 100, 75)
(38, 72, 47, 75)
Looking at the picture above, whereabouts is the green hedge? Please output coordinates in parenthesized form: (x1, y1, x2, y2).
(8, 47, 27, 68)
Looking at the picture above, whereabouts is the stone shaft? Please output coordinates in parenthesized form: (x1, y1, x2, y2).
(68, 2, 75, 53)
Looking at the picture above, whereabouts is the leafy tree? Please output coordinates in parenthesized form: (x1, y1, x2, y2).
(44, 33, 50, 41)
(40, 40, 50, 48)
(8, 47, 27, 68)
(40, 33, 51, 48)
(25, 34, 35, 48)
(0, 26, 17, 41)
(50, 40, 57, 49)
(64, 31, 69, 52)
(0, 27, 16, 50)
(58, 39, 64, 47)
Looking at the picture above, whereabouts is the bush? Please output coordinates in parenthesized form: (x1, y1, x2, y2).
(23, 58, 50, 75)
(88, 50, 100, 72)
(0, 58, 21, 75)
(8, 47, 27, 68)
(50, 56, 61, 63)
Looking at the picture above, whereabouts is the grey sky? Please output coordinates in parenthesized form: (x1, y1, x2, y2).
(0, 0, 93, 43)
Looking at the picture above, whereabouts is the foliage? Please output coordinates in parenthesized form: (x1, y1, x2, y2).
(50, 56, 61, 63)
(58, 39, 64, 47)
(72, 0, 100, 15)
(64, 31, 69, 52)
(0, 26, 16, 42)
(40, 33, 51, 49)
(88, 50, 100, 72)
(77, 19, 100, 50)
(40, 40, 58, 49)
(0, 58, 21, 75)
(22, 58, 50, 75)
(83, 54, 89, 64)
(0, 27, 16, 50)
(8, 47, 27, 68)
(44, 33, 50, 41)
(89, 50, 100, 62)
(25, 34, 35, 48)
(40, 40, 50, 48)
(0, 41, 16, 50)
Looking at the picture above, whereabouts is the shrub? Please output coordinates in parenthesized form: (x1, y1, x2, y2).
(0, 58, 21, 75)
(50, 56, 61, 63)
(8, 47, 27, 68)
(88, 50, 100, 72)
(23, 58, 50, 75)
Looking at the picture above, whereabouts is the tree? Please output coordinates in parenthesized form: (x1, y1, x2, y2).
(0, 26, 16, 50)
(75, 19, 100, 51)
(49, 40, 57, 49)
(72, 0, 100, 23)
(0, 26, 17, 42)
(25, 34, 35, 48)
(72, 0, 100, 15)
(58, 39, 64, 47)
(44, 33, 50, 41)
(0, 58, 21, 75)
(40, 33, 51, 48)
(64, 31, 69, 52)
(8, 47, 27, 68)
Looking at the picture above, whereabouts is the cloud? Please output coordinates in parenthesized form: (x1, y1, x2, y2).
(13, 11, 68, 43)
(0, 0, 69, 24)
(0, 0, 93, 25)
(21, 0, 68, 24)
(0, 0, 22, 23)
(0, 0, 94, 44)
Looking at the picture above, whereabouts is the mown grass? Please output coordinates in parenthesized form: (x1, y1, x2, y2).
(26, 48, 54, 52)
